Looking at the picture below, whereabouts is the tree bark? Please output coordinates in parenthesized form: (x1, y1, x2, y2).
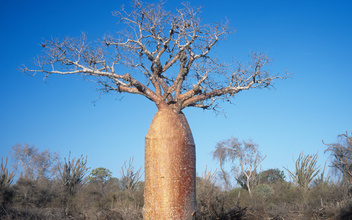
(144, 105, 196, 219)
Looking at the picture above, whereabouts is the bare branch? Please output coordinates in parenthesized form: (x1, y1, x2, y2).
(181, 52, 290, 110)
(23, 1, 288, 112)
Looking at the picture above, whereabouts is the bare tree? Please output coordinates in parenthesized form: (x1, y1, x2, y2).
(324, 131, 352, 188)
(10, 144, 59, 180)
(283, 152, 320, 191)
(213, 137, 266, 198)
(234, 139, 266, 198)
(23, 1, 288, 218)
(212, 140, 234, 191)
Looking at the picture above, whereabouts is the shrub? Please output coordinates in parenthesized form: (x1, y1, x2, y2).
(254, 184, 274, 198)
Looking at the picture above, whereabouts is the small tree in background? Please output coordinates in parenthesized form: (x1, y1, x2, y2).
(89, 167, 112, 183)
(6, 145, 59, 215)
(88, 167, 113, 197)
(258, 168, 285, 185)
(234, 139, 266, 198)
(9, 144, 59, 180)
(212, 140, 233, 191)
(213, 137, 266, 198)
(324, 131, 352, 189)
(283, 152, 320, 191)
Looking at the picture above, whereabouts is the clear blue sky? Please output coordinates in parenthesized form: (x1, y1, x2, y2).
(1, 0, 351, 181)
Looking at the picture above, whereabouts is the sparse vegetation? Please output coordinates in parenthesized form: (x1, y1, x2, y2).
(5, 145, 309, 220)
(2, 132, 352, 219)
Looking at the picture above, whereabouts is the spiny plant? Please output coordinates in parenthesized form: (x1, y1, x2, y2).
(284, 152, 320, 191)
(0, 157, 14, 189)
(58, 152, 88, 195)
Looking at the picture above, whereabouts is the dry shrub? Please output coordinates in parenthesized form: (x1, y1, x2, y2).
(96, 209, 124, 220)
(13, 178, 56, 209)
(113, 203, 142, 220)
(0, 206, 66, 220)
(0, 186, 14, 210)
(247, 182, 304, 219)
(196, 176, 246, 219)
(308, 183, 344, 209)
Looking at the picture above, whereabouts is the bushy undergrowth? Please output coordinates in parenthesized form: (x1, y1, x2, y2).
(0, 176, 144, 220)
(238, 181, 347, 219)
(0, 154, 350, 220)
(1, 175, 352, 219)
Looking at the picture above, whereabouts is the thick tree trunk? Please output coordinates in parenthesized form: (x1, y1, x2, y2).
(144, 105, 196, 219)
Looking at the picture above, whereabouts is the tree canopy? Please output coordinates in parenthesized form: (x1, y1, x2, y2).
(23, 0, 287, 113)
(88, 167, 112, 183)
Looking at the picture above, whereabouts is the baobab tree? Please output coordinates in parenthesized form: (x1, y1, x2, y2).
(22, 1, 288, 219)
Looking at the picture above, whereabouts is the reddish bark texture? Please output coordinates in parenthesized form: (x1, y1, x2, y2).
(144, 106, 196, 219)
